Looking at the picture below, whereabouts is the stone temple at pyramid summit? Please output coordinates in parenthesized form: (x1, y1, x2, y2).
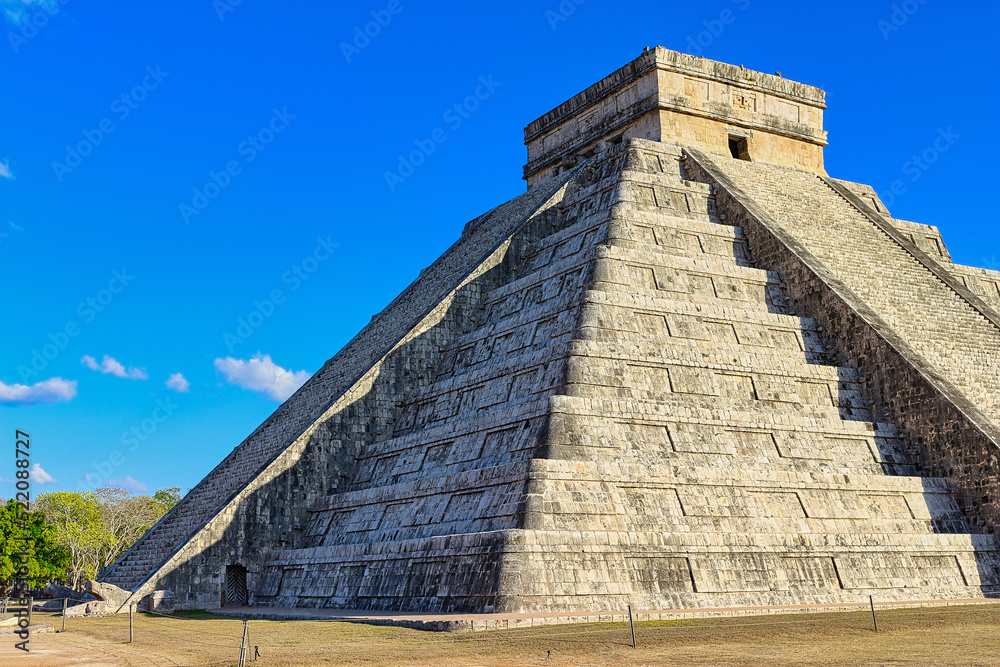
(100, 47, 1000, 616)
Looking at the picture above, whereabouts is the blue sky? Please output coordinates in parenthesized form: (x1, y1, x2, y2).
(2, 0, 997, 497)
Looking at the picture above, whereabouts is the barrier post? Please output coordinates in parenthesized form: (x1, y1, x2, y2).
(628, 603, 636, 648)
(237, 620, 249, 667)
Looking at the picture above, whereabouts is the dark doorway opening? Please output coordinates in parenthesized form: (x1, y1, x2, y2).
(225, 564, 247, 607)
(729, 136, 750, 161)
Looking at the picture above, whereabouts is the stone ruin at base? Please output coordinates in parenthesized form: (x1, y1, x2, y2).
(99, 47, 1000, 614)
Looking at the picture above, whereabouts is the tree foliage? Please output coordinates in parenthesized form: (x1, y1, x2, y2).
(31, 491, 103, 589)
(0, 499, 71, 595)
(34, 486, 181, 589)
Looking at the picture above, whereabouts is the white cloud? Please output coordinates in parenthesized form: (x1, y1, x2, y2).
(1, 0, 59, 25)
(81, 354, 148, 380)
(29, 463, 56, 484)
(165, 372, 190, 393)
(0, 160, 13, 180)
(108, 476, 147, 493)
(214, 353, 310, 401)
(0, 377, 77, 404)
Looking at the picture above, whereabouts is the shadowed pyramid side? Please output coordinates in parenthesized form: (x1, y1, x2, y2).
(250, 150, 630, 612)
(98, 166, 584, 610)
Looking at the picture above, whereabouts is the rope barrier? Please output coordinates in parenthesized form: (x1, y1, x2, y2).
(131, 624, 238, 649)
(36, 595, 1000, 661)
(137, 611, 245, 638)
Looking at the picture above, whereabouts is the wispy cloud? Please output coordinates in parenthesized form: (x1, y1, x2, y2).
(165, 372, 190, 393)
(29, 463, 56, 484)
(9, 221, 23, 231)
(108, 475, 147, 493)
(214, 353, 309, 401)
(0, 377, 77, 404)
(81, 354, 148, 380)
(0, 160, 13, 180)
(1, 0, 58, 25)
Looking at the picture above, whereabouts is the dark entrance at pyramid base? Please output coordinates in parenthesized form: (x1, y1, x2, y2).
(225, 564, 248, 607)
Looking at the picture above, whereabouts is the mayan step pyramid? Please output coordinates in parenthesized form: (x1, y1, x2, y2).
(101, 47, 1000, 613)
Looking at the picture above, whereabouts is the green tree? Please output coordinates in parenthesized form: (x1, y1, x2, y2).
(34, 491, 104, 588)
(151, 487, 181, 514)
(0, 500, 71, 595)
(36, 486, 182, 588)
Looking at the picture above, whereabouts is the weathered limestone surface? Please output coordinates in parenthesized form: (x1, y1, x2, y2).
(685, 147, 1000, 543)
(102, 47, 1000, 615)
(524, 46, 828, 186)
(689, 156, 1000, 424)
(253, 140, 1000, 612)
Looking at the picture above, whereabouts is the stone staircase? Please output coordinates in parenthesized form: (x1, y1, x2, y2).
(498, 142, 1000, 610)
(251, 141, 1000, 613)
(707, 158, 1000, 425)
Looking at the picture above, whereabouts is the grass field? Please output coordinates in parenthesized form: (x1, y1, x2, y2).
(2, 604, 998, 666)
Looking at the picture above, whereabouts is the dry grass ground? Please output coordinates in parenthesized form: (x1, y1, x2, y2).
(1, 604, 998, 666)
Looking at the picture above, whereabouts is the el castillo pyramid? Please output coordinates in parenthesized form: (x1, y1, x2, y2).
(101, 47, 1000, 614)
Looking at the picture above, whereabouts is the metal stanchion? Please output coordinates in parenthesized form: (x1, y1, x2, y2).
(237, 620, 249, 667)
(628, 604, 636, 648)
